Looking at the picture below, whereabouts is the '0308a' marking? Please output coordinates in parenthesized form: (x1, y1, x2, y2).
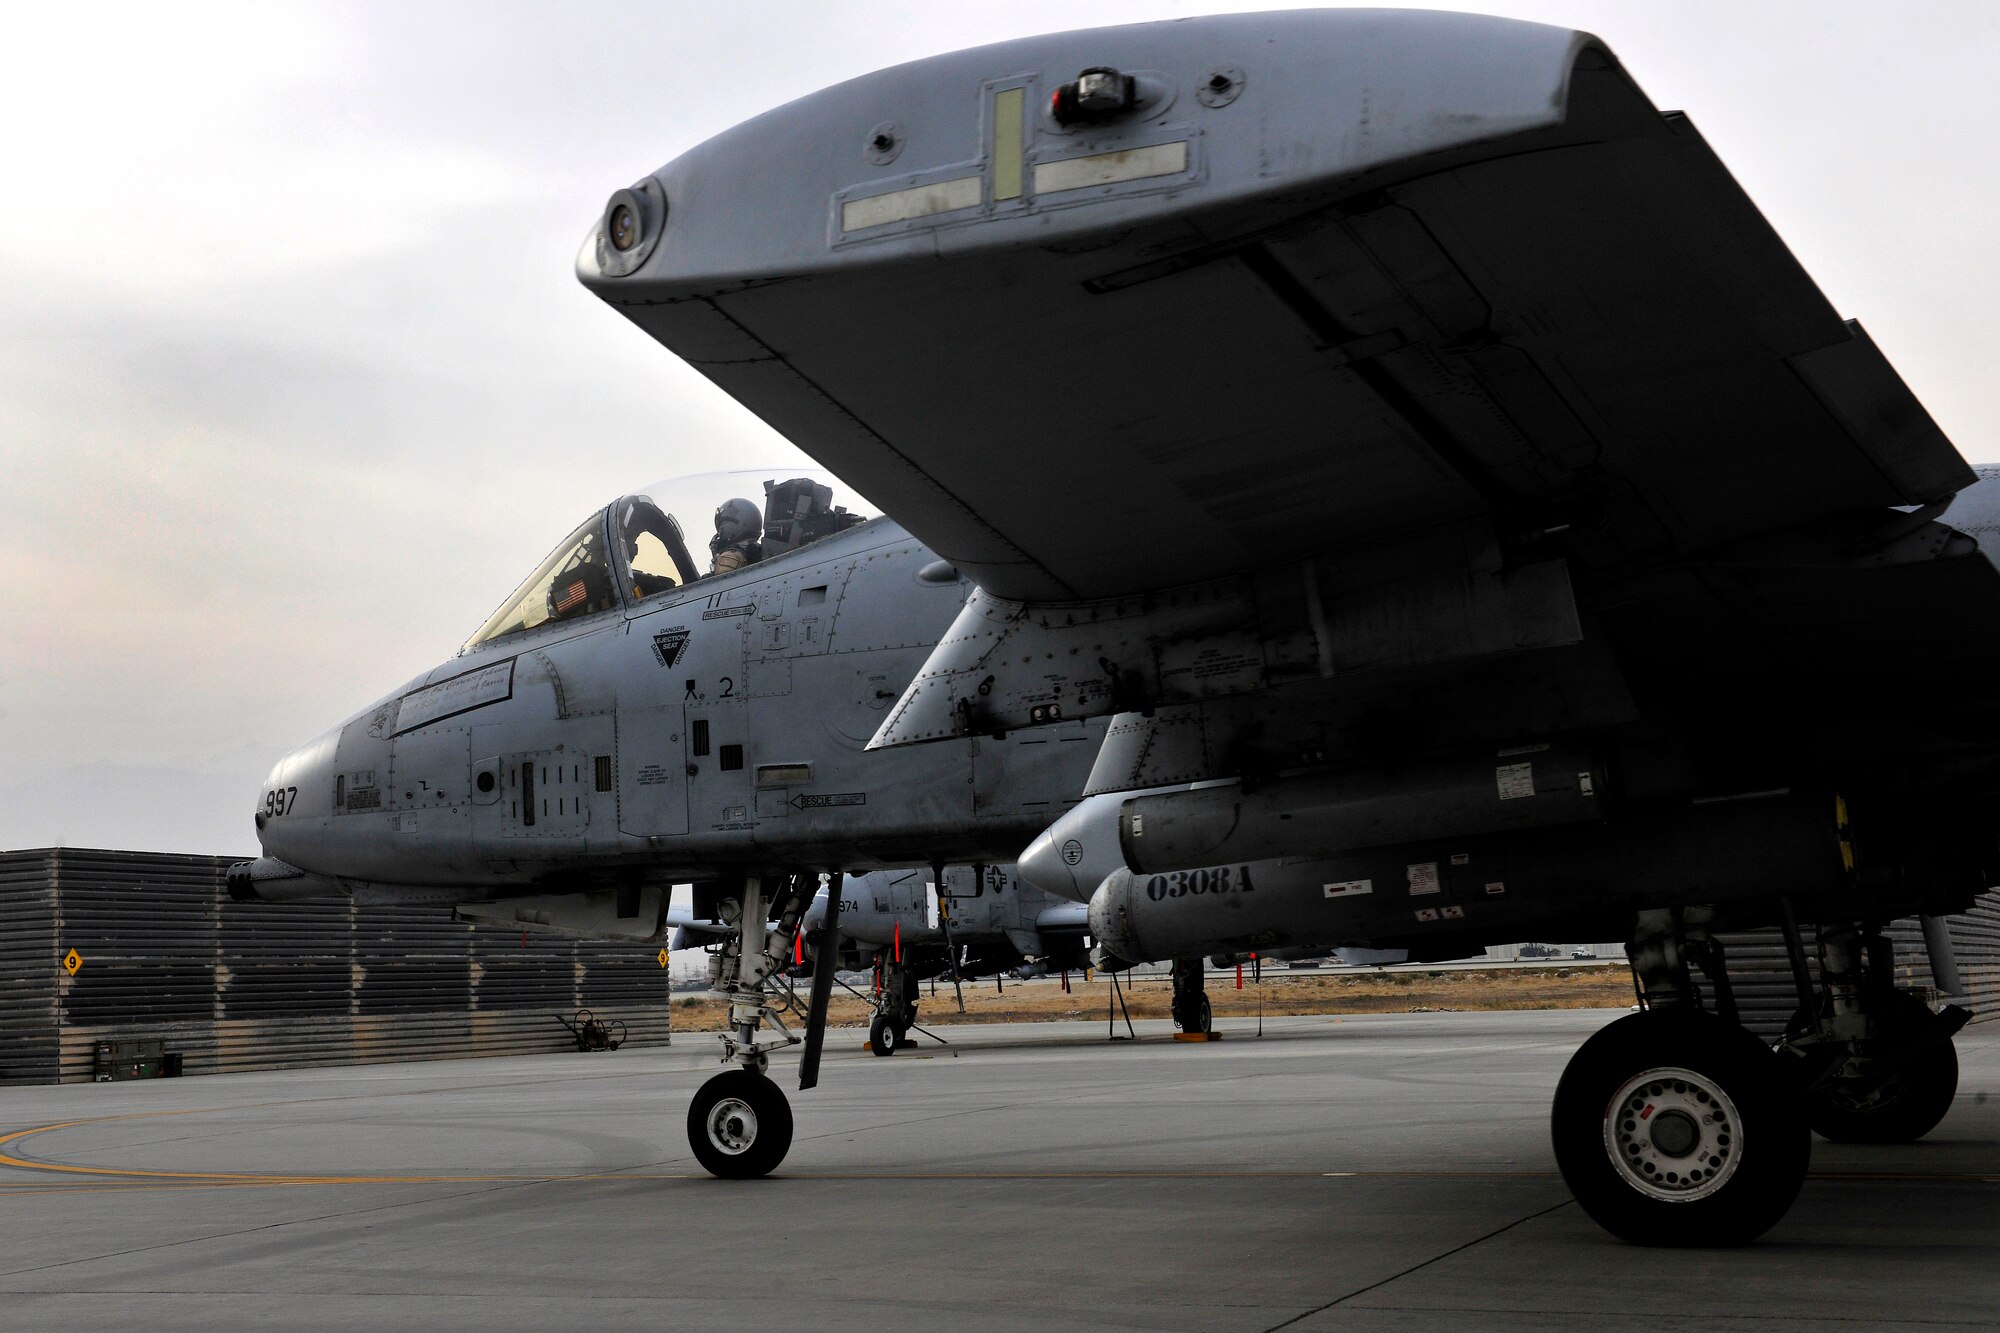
(1145, 865, 1255, 900)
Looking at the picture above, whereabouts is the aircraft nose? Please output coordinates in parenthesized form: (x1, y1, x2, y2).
(253, 723, 342, 861)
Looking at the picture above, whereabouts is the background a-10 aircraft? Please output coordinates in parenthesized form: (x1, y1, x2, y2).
(653, 860, 1340, 1050)
(236, 11, 2000, 1246)
(653, 862, 1097, 1056)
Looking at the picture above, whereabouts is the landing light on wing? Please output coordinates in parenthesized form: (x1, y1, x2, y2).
(1051, 66, 1136, 125)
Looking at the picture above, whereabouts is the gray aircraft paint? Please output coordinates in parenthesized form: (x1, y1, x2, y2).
(573, 10, 2000, 969)
(249, 509, 1103, 911)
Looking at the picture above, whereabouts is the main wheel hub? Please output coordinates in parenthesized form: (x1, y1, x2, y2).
(1605, 1065, 1742, 1202)
(705, 1097, 759, 1155)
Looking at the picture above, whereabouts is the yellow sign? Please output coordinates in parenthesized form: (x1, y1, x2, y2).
(656, 948, 670, 969)
(62, 949, 82, 976)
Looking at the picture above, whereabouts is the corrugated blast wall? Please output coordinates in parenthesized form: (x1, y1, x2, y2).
(1720, 891, 2000, 1039)
(1, 848, 672, 1085)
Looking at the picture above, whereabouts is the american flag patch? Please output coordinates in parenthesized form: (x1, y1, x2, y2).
(554, 579, 590, 612)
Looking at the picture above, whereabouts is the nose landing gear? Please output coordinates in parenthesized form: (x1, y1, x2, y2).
(684, 872, 824, 1178)
(867, 958, 919, 1056)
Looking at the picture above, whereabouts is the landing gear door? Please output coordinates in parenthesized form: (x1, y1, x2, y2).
(617, 705, 688, 836)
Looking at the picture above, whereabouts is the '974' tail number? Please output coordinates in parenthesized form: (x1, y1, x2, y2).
(1144, 865, 1255, 900)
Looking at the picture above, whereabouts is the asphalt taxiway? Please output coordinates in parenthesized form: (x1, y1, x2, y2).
(1, 1009, 1994, 1331)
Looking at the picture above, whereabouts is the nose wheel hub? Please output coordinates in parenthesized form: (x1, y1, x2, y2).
(704, 1097, 759, 1156)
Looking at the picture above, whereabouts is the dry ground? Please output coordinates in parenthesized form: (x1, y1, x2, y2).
(670, 964, 1633, 1033)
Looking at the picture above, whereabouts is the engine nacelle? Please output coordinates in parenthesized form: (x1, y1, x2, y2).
(1022, 742, 1602, 902)
(1118, 740, 1603, 873)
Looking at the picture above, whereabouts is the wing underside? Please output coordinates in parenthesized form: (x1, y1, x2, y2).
(585, 11, 1968, 602)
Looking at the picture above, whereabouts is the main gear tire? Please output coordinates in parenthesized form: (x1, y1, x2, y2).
(1786, 990, 1959, 1144)
(688, 1069, 793, 1178)
(1552, 1008, 1808, 1246)
(869, 1014, 901, 1056)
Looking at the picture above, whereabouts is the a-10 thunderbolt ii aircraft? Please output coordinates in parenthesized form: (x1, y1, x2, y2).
(239, 10, 2000, 1244)
(565, 9, 2000, 1246)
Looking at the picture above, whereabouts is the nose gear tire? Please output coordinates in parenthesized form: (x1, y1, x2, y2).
(869, 1014, 900, 1055)
(687, 1069, 794, 1178)
(1552, 1008, 1808, 1246)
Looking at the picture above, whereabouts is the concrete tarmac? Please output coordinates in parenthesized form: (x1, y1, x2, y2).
(1, 1008, 1994, 1331)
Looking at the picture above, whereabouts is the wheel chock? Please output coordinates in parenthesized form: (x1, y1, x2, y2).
(1173, 1031, 1223, 1043)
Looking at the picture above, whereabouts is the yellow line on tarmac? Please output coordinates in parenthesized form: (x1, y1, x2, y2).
(0, 1120, 292, 1182)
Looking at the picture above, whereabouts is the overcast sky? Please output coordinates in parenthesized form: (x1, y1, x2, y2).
(5, 1, 1997, 857)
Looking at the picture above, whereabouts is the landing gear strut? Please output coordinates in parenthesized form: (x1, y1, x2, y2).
(1779, 923, 1967, 1143)
(686, 873, 816, 1177)
(1170, 958, 1212, 1035)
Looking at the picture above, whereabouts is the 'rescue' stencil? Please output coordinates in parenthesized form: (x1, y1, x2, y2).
(791, 792, 866, 809)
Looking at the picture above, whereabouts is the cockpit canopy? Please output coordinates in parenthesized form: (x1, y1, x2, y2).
(465, 468, 870, 650)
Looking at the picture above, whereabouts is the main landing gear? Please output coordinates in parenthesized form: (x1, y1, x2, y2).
(1553, 1006, 1808, 1245)
(1778, 923, 1968, 1144)
(686, 872, 835, 1178)
(1553, 909, 1807, 1245)
(1169, 958, 1212, 1035)
(1552, 907, 1967, 1245)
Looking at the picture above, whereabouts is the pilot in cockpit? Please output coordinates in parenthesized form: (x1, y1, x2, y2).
(709, 497, 765, 575)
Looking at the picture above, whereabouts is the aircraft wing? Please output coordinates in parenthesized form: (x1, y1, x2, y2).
(580, 10, 1969, 604)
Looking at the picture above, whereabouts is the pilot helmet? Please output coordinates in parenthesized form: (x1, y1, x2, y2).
(713, 497, 763, 544)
